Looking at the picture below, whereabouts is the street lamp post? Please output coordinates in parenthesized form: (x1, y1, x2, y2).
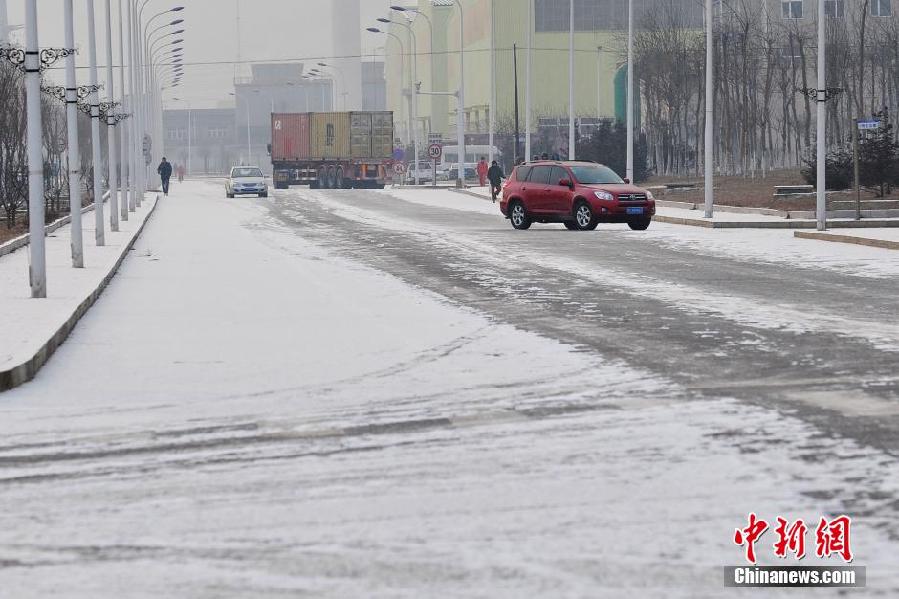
(104, 0, 120, 232)
(815, 0, 826, 231)
(452, 0, 465, 187)
(64, 0, 84, 267)
(525, 0, 532, 160)
(118, 0, 130, 221)
(0, 0, 8, 45)
(379, 16, 419, 184)
(24, 0, 46, 295)
(626, 0, 634, 182)
(366, 28, 407, 153)
(704, 0, 714, 218)
(129, 0, 142, 207)
(390, 5, 437, 163)
(87, 0, 106, 246)
(490, 0, 495, 166)
(568, 0, 575, 160)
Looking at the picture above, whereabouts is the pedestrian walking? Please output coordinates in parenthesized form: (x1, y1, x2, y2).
(177, 164, 185, 183)
(487, 160, 505, 202)
(157, 157, 173, 196)
(476, 156, 489, 187)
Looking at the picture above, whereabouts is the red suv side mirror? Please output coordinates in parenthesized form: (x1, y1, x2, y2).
(558, 178, 573, 189)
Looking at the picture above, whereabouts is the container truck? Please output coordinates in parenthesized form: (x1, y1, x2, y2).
(269, 111, 394, 189)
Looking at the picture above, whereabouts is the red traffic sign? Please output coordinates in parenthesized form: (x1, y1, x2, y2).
(427, 143, 443, 159)
(393, 162, 406, 175)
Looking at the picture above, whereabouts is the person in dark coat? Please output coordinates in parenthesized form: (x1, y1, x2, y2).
(487, 160, 505, 202)
(157, 157, 173, 195)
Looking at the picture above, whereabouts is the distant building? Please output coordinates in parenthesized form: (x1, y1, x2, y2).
(163, 108, 239, 176)
(362, 61, 387, 111)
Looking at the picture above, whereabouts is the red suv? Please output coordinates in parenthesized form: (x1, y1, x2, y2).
(499, 161, 655, 231)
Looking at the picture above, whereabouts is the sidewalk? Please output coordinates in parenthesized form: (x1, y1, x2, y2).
(0, 194, 158, 390)
(453, 186, 899, 229)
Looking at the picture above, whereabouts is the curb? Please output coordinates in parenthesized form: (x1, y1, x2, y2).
(449, 188, 493, 201)
(0, 194, 161, 392)
(654, 214, 899, 229)
(793, 231, 899, 250)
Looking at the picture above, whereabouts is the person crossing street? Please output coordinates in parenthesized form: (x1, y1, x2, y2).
(476, 156, 489, 187)
(487, 160, 505, 202)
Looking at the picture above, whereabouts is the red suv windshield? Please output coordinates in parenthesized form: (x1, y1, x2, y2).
(569, 165, 624, 185)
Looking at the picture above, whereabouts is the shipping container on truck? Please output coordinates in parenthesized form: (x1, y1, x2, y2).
(269, 111, 394, 189)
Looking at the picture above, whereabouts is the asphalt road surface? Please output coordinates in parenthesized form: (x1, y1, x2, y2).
(1, 181, 897, 597)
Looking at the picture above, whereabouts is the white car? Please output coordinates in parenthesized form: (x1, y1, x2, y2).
(404, 161, 436, 184)
(226, 166, 268, 198)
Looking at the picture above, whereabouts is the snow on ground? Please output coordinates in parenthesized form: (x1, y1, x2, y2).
(305, 189, 899, 353)
(2, 181, 898, 596)
(0, 196, 157, 373)
(377, 187, 899, 279)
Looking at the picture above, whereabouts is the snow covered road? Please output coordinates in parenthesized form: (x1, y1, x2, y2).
(1, 181, 898, 597)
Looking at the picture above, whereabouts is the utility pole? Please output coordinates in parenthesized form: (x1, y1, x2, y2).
(64, 0, 84, 268)
(815, 0, 826, 231)
(453, 0, 465, 188)
(853, 118, 861, 220)
(24, 0, 46, 296)
(704, 0, 714, 217)
(127, 0, 138, 211)
(626, 0, 634, 181)
(525, 0, 532, 160)
(117, 0, 129, 221)
(87, 0, 105, 246)
(104, 0, 119, 232)
(488, 0, 495, 167)
(513, 43, 520, 165)
(568, 0, 575, 160)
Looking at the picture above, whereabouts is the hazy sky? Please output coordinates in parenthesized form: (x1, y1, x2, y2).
(5, 0, 392, 108)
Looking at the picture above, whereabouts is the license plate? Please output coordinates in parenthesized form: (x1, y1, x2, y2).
(626, 207, 644, 215)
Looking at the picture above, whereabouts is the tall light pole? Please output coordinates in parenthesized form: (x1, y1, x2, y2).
(141, 6, 184, 188)
(87, 0, 106, 246)
(24, 0, 46, 295)
(118, 0, 130, 221)
(104, 0, 120, 232)
(64, 0, 84, 267)
(391, 5, 436, 155)
(450, 0, 466, 187)
(525, 0, 532, 160)
(489, 0, 496, 166)
(626, 0, 634, 181)
(379, 16, 419, 184)
(129, 0, 142, 208)
(367, 27, 407, 149)
(568, 0, 575, 160)
(815, 0, 826, 231)
(704, 0, 714, 217)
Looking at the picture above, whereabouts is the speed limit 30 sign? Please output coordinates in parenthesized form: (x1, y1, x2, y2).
(427, 143, 443, 159)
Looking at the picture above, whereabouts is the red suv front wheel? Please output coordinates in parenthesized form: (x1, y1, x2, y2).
(509, 201, 532, 230)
